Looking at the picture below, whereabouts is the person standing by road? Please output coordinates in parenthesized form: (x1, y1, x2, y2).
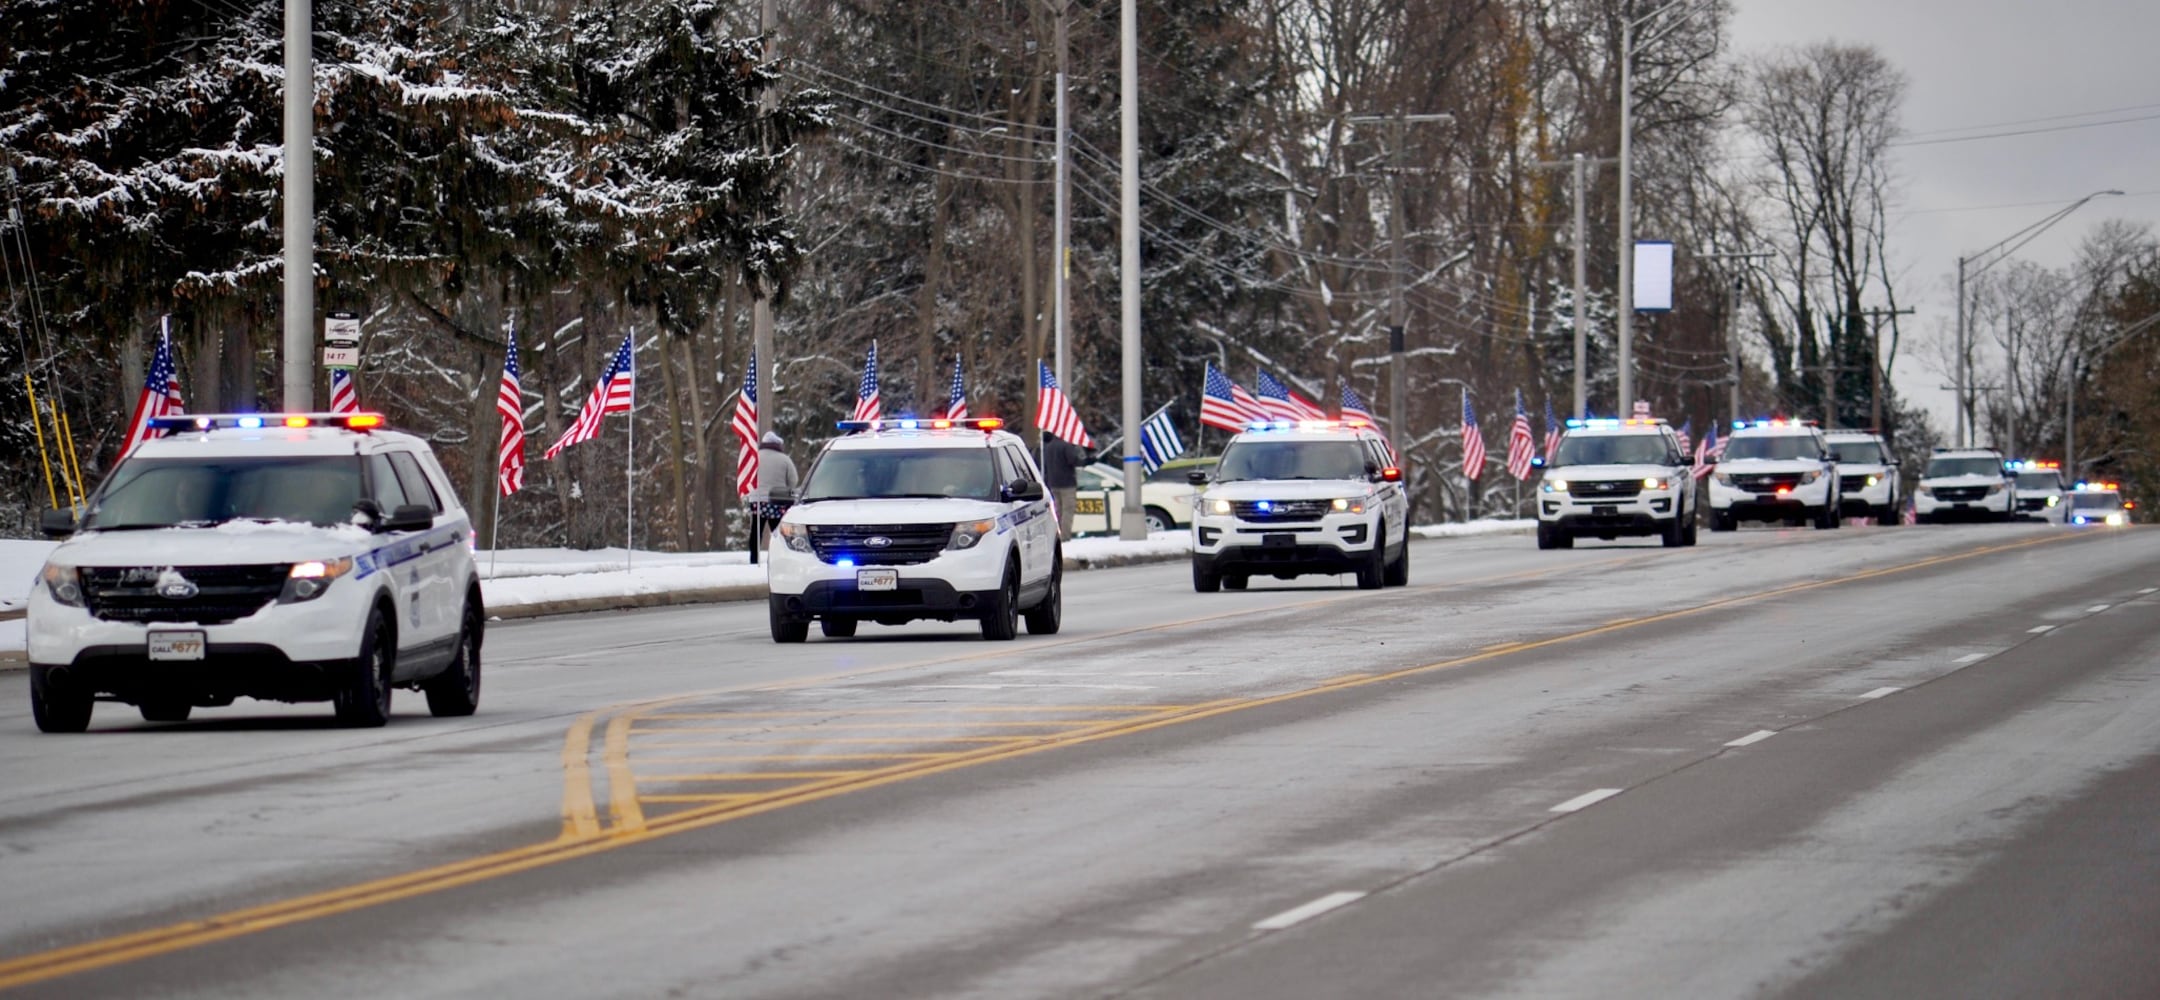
(1041, 436, 1087, 540)
(758, 431, 800, 503)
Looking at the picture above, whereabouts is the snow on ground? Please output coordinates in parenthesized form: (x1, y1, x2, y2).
(0, 520, 1534, 651)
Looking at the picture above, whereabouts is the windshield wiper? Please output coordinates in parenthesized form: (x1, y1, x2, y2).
(797, 495, 865, 503)
(84, 520, 216, 531)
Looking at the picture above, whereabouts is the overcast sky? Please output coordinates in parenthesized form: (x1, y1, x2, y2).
(1727, 0, 2160, 442)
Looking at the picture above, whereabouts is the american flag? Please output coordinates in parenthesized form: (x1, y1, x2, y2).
(731, 351, 759, 496)
(851, 342, 881, 422)
(1036, 360, 1093, 447)
(1339, 382, 1375, 423)
(544, 332, 635, 460)
(1543, 397, 1562, 463)
(1692, 423, 1720, 479)
(1506, 390, 1536, 480)
(1461, 391, 1487, 480)
(1255, 369, 1325, 421)
(1675, 420, 1693, 456)
(1200, 361, 1264, 432)
(328, 369, 360, 415)
(119, 318, 186, 458)
(496, 328, 526, 496)
(943, 353, 967, 420)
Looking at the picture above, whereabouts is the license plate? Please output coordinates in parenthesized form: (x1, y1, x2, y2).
(1593, 505, 1619, 516)
(1263, 533, 1295, 548)
(1075, 497, 1105, 514)
(148, 630, 206, 661)
(856, 569, 898, 592)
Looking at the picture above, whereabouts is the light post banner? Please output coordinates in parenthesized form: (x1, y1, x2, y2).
(1633, 241, 1674, 312)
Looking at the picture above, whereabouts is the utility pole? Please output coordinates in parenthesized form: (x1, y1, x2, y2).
(1616, 0, 1705, 418)
(281, 0, 314, 409)
(1695, 251, 1770, 422)
(1053, 0, 1070, 388)
(1117, 0, 1143, 539)
(1861, 306, 1914, 432)
(1530, 154, 1614, 418)
(753, 0, 777, 442)
(1349, 110, 1451, 482)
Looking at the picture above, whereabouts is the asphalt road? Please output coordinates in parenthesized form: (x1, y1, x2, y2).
(3, 522, 2158, 998)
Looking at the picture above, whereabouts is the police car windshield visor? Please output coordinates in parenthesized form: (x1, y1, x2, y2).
(2016, 472, 2062, 489)
(1553, 435, 1673, 467)
(798, 449, 1000, 502)
(81, 456, 366, 530)
(1829, 442, 1886, 464)
(1215, 441, 1369, 481)
(1721, 435, 1820, 461)
(2070, 493, 2122, 510)
(1925, 457, 2004, 478)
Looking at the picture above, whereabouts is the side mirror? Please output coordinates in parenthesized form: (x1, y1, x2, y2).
(1379, 466, 1403, 483)
(1186, 470, 1211, 486)
(382, 503, 435, 533)
(39, 507, 77, 538)
(1005, 479, 1045, 503)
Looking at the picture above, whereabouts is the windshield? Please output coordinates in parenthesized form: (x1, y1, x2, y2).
(1553, 433, 1673, 467)
(2016, 471, 2063, 491)
(81, 456, 365, 530)
(799, 447, 998, 502)
(2070, 492, 2122, 511)
(1722, 434, 1820, 461)
(1926, 457, 2005, 478)
(1216, 440, 1369, 481)
(1829, 440, 1886, 464)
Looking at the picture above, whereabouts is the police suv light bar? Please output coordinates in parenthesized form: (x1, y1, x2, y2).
(1730, 418, 1819, 430)
(150, 412, 386, 434)
(1564, 417, 1667, 429)
(1242, 419, 1372, 432)
(837, 417, 1004, 432)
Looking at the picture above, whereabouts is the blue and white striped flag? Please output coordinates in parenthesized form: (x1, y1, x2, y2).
(1139, 404, 1184, 475)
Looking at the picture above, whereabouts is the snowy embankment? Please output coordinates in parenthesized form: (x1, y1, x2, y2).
(0, 519, 1534, 652)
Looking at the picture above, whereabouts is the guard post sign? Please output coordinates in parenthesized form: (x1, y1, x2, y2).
(323, 312, 361, 368)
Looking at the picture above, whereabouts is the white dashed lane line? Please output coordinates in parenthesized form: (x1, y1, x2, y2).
(1724, 730, 1777, 748)
(1253, 891, 1367, 931)
(1954, 653, 1988, 664)
(2029, 625, 2057, 634)
(2088, 605, 2111, 613)
(2140, 588, 2158, 595)
(1860, 686, 1901, 700)
(1550, 788, 1625, 813)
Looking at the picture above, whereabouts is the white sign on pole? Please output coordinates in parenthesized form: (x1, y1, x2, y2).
(324, 315, 361, 342)
(1632, 241, 1675, 312)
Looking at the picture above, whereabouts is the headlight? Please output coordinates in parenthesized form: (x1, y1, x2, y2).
(1642, 477, 1669, 491)
(1330, 497, 1367, 514)
(1712, 474, 1733, 487)
(1916, 486, 1933, 496)
(282, 556, 355, 602)
(1798, 470, 1821, 485)
(947, 518, 997, 551)
(39, 562, 84, 607)
(1984, 483, 2004, 495)
(776, 521, 814, 553)
(2107, 512, 2127, 526)
(1544, 479, 1569, 493)
(1865, 475, 1879, 487)
(1208, 498, 1232, 515)
(2046, 495, 2059, 507)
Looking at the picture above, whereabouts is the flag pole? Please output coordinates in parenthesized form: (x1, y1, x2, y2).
(491, 317, 511, 580)
(624, 332, 635, 573)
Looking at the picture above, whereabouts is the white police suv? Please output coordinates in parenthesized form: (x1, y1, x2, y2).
(27, 413, 482, 733)
(1535, 418, 1698, 549)
(1913, 447, 2016, 523)
(1826, 430, 1901, 526)
(1707, 420, 1841, 531)
(766, 417, 1061, 642)
(1188, 420, 1408, 591)
(2009, 460, 2068, 523)
(2064, 481, 2132, 526)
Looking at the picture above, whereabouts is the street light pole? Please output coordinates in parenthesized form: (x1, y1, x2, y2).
(1616, 0, 1703, 418)
(1117, 0, 1144, 539)
(1348, 110, 1451, 475)
(281, 0, 314, 409)
(1053, 0, 1070, 388)
(1531, 153, 1614, 418)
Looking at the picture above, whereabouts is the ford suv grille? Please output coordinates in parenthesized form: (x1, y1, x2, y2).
(1933, 486, 1990, 503)
(1230, 499, 1331, 523)
(1566, 480, 1643, 500)
(1730, 472, 1805, 492)
(808, 524, 950, 566)
(1839, 475, 1872, 492)
(80, 565, 290, 625)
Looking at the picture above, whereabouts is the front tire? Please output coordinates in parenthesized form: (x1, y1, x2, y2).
(1875, 503, 1898, 527)
(335, 608, 394, 728)
(1384, 534, 1410, 586)
(424, 599, 484, 717)
(1192, 558, 1221, 593)
(31, 668, 94, 733)
(1660, 515, 1685, 547)
(1355, 530, 1385, 590)
(981, 563, 1021, 640)
(769, 597, 808, 643)
(1814, 503, 1839, 530)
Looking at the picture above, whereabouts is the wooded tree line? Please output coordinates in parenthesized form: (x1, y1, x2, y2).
(4, 0, 2153, 542)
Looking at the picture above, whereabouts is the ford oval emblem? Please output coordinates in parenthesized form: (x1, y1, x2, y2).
(158, 576, 199, 600)
(864, 536, 892, 548)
